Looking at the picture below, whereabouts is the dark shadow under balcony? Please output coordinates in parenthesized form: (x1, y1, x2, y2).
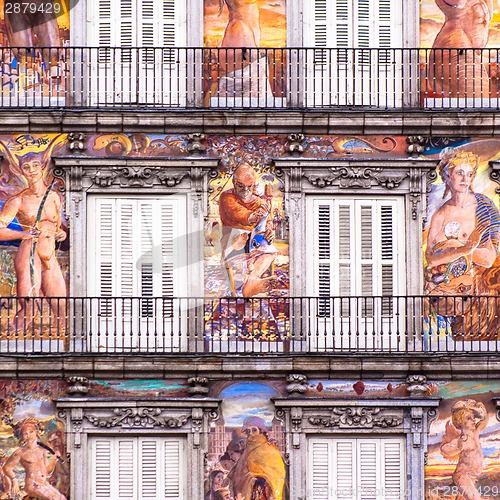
(0, 47, 500, 110)
(1, 296, 499, 355)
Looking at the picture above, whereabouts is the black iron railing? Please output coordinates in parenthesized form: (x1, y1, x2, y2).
(0, 296, 498, 354)
(0, 47, 500, 109)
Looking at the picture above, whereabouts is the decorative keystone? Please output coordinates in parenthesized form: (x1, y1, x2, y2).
(406, 374, 429, 397)
(66, 377, 90, 396)
(406, 136, 425, 157)
(68, 132, 86, 153)
(187, 377, 209, 396)
(286, 134, 305, 155)
(286, 373, 308, 394)
(186, 134, 206, 155)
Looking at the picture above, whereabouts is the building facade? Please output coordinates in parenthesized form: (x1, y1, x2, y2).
(0, 0, 500, 499)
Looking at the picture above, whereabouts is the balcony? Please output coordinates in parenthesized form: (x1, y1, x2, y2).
(0, 47, 500, 110)
(1, 295, 499, 355)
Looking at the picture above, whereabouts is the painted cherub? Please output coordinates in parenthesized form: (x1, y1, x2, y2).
(440, 399, 488, 500)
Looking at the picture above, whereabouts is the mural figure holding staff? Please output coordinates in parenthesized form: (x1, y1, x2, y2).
(0, 138, 67, 328)
(2, 418, 66, 500)
(218, 163, 277, 297)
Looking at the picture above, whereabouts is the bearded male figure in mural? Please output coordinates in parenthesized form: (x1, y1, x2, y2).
(2, 418, 66, 500)
(428, 0, 495, 98)
(225, 416, 285, 500)
(219, 164, 278, 297)
(425, 151, 500, 324)
(215, 0, 273, 99)
(0, 154, 67, 328)
(440, 400, 488, 500)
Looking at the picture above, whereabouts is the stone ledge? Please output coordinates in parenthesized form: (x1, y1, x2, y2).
(0, 354, 496, 380)
(0, 109, 495, 136)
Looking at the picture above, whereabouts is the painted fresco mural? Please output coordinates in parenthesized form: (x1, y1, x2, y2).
(0, 380, 68, 499)
(425, 381, 500, 499)
(206, 381, 287, 500)
(0, 134, 68, 338)
(205, 161, 289, 345)
(420, 0, 500, 98)
(423, 139, 500, 341)
(0, 0, 70, 104)
(203, 0, 286, 105)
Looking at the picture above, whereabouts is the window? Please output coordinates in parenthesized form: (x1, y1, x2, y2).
(87, 0, 187, 104)
(307, 436, 406, 500)
(307, 197, 406, 349)
(87, 195, 187, 351)
(89, 435, 186, 499)
(303, 0, 403, 106)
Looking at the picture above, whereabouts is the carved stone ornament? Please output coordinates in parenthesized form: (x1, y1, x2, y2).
(406, 136, 425, 157)
(406, 374, 429, 397)
(68, 132, 86, 153)
(91, 167, 188, 188)
(85, 407, 189, 429)
(308, 407, 403, 429)
(285, 374, 308, 395)
(66, 377, 90, 396)
(304, 167, 406, 189)
(286, 134, 306, 155)
(188, 377, 209, 396)
(186, 133, 207, 155)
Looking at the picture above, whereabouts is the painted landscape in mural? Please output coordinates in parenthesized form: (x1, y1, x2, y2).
(0, 380, 68, 499)
(420, 0, 500, 98)
(425, 382, 500, 499)
(206, 381, 287, 500)
(0, 0, 70, 104)
(203, 0, 286, 104)
(423, 139, 500, 341)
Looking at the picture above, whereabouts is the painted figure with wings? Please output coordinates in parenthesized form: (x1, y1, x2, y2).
(0, 136, 67, 329)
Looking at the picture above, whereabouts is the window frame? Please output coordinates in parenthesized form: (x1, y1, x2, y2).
(274, 396, 440, 500)
(56, 397, 220, 500)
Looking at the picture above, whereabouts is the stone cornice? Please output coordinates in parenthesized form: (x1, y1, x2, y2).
(0, 109, 498, 136)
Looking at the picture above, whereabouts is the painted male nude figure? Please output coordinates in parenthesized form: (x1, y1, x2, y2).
(0, 153, 67, 328)
(2, 418, 66, 500)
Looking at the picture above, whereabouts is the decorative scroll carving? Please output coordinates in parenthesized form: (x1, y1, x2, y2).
(191, 408, 203, 448)
(411, 407, 424, 448)
(90, 167, 189, 188)
(85, 408, 189, 429)
(286, 374, 308, 395)
(304, 167, 406, 190)
(290, 407, 303, 449)
(286, 134, 305, 155)
(308, 407, 403, 429)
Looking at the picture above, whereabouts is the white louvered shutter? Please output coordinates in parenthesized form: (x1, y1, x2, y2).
(87, 0, 186, 105)
(303, 0, 402, 106)
(90, 436, 186, 499)
(308, 197, 404, 349)
(308, 437, 405, 500)
(88, 196, 186, 351)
